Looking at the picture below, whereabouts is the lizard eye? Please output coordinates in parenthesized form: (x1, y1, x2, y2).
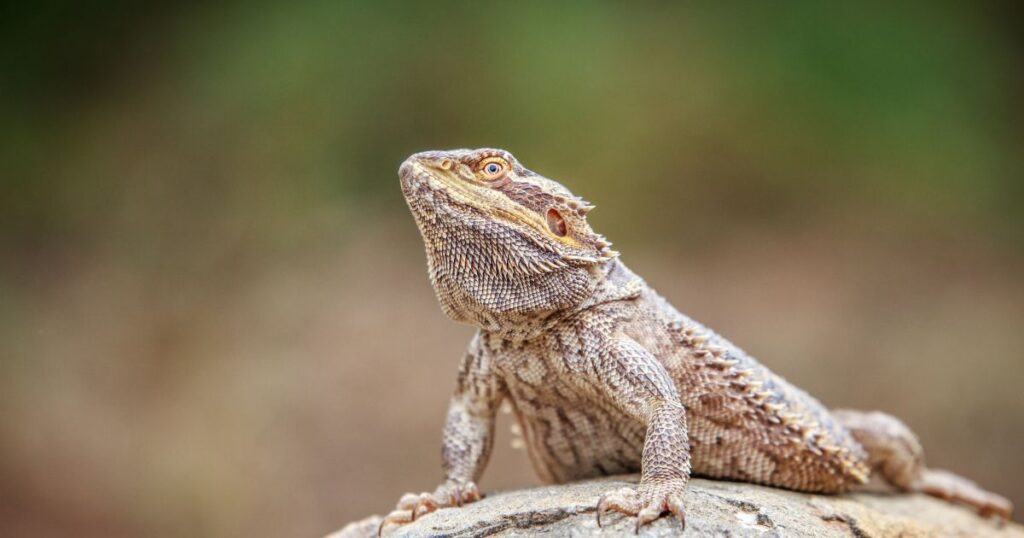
(479, 158, 508, 180)
(546, 208, 567, 237)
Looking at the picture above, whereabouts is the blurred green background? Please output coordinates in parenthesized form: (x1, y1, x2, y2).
(1, 2, 1022, 536)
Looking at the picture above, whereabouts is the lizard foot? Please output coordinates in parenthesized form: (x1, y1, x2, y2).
(596, 480, 686, 533)
(917, 469, 1012, 521)
(378, 480, 481, 536)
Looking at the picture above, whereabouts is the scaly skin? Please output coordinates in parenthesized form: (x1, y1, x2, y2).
(380, 148, 1012, 533)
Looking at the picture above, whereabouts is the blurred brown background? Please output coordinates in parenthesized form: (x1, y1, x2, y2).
(1, 2, 1023, 537)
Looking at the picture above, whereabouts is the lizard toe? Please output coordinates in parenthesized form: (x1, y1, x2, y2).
(977, 493, 1012, 521)
(380, 481, 483, 534)
(378, 508, 413, 536)
(666, 493, 687, 528)
(596, 483, 686, 532)
(918, 469, 1013, 521)
(596, 486, 643, 527)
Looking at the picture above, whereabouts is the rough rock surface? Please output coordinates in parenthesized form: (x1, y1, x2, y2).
(329, 476, 1021, 538)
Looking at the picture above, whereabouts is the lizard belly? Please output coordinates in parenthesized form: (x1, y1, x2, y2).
(506, 379, 645, 484)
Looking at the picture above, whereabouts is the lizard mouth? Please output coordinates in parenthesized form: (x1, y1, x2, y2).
(398, 156, 426, 195)
(399, 155, 467, 200)
(399, 155, 529, 225)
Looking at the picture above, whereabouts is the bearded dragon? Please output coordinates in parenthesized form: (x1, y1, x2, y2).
(381, 148, 1011, 533)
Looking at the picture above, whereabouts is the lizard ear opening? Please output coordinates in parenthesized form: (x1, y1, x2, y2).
(546, 208, 567, 237)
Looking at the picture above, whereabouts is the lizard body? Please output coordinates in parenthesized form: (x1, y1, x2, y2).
(382, 148, 1011, 532)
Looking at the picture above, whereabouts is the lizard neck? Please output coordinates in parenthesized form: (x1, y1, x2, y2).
(576, 257, 645, 311)
(480, 258, 645, 344)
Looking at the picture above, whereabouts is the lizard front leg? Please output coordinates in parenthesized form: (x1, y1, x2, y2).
(380, 334, 504, 534)
(591, 335, 690, 531)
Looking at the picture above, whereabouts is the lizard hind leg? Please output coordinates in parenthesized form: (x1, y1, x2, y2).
(833, 409, 1012, 520)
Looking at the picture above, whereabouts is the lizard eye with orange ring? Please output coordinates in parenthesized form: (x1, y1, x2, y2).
(479, 158, 508, 180)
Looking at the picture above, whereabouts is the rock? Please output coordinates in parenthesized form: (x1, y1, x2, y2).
(328, 476, 1021, 538)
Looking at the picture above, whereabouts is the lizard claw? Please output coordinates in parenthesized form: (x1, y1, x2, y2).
(378, 481, 481, 536)
(595, 481, 686, 533)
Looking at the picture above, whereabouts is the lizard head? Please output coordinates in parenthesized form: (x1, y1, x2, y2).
(399, 148, 617, 329)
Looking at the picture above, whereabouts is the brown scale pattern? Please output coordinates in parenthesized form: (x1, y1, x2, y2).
(379, 149, 1012, 533)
